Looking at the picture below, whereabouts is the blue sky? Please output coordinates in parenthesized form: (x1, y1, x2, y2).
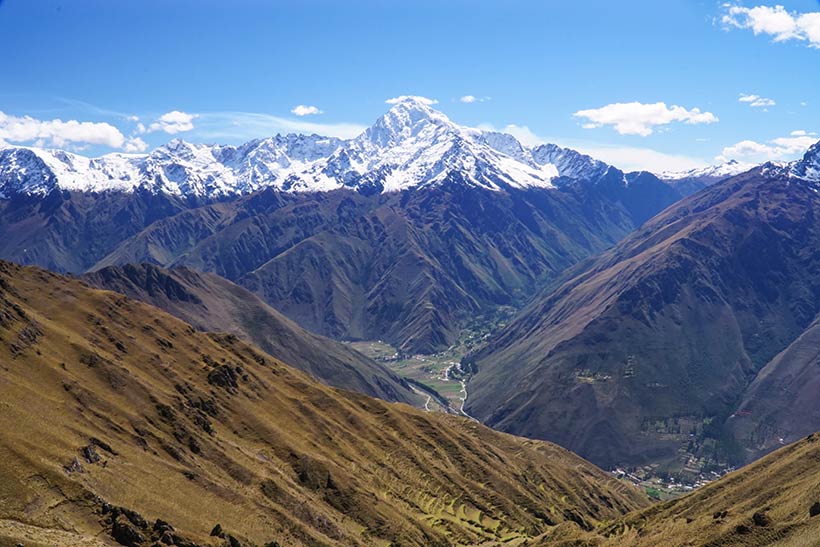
(1, 0, 819, 171)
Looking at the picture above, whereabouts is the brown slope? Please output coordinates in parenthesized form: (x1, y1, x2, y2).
(532, 432, 820, 547)
(467, 167, 820, 469)
(0, 261, 647, 547)
(81, 263, 420, 405)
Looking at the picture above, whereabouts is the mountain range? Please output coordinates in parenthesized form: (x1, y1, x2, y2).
(0, 97, 682, 353)
(466, 142, 820, 470)
(0, 97, 668, 199)
(4, 96, 820, 546)
(658, 159, 755, 196)
(3, 97, 819, 472)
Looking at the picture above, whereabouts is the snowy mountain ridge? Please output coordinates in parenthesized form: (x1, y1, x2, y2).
(2, 97, 815, 199)
(658, 159, 755, 182)
(0, 98, 617, 199)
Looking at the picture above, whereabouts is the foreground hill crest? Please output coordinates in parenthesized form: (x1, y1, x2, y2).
(0, 260, 647, 547)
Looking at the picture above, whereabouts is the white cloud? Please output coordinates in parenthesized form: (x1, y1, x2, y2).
(291, 105, 323, 117)
(126, 115, 140, 122)
(148, 110, 197, 134)
(460, 95, 489, 104)
(718, 130, 818, 162)
(0, 111, 128, 149)
(771, 133, 818, 151)
(123, 137, 149, 153)
(739, 93, 776, 108)
(573, 101, 719, 136)
(385, 95, 439, 105)
(723, 4, 820, 48)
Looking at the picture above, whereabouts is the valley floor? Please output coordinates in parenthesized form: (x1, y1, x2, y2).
(347, 307, 514, 415)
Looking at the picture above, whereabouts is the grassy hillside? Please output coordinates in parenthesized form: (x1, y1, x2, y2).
(531, 433, 820, 546)
(0, 261, 647, 547)
(82, 263, 421, 405)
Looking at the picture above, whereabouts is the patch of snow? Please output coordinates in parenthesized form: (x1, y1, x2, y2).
(658, 159, 755, 182)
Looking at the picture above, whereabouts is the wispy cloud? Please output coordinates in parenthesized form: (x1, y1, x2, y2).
(573, 101, 718, 136)
(291, 105, 323, 117)
(459, 95, 490, 104)
(385, 95, 438, 105)
(739, 93, 776, 108)
(578, 144, 709, 173)
(192, 111, 367, 140)
(718, 130, 818, 162)
(123, 137, 148, 153)
(722, 4, 820, 48)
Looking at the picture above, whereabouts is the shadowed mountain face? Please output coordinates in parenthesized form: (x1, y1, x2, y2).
(729, 315, 820, 460)
(0, 261, 648, 547)
(467, 156, 820, 469)
(0, 177, 678, 354)
(0, 189, 198, 274)
(81, 263, 420, 405)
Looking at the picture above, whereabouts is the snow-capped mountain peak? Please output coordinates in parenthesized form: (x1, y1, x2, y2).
(365, 97, 455, 148)
(0, 101, 682, 199)
(285, 101, 558, 194)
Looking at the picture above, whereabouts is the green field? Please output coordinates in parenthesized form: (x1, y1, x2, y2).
(348, 307, 515, 413)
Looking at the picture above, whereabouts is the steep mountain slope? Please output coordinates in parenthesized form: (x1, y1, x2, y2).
(467, 143, 820, 469)
(728, 312, 820, 460)
(82, 263, 420, 405)
(533, 432, 820, 547)
(658, 159, 755, 196)
(92, 183, 653, 353)
(0, 187, 197, 273)
(0, 261, 647, 547)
